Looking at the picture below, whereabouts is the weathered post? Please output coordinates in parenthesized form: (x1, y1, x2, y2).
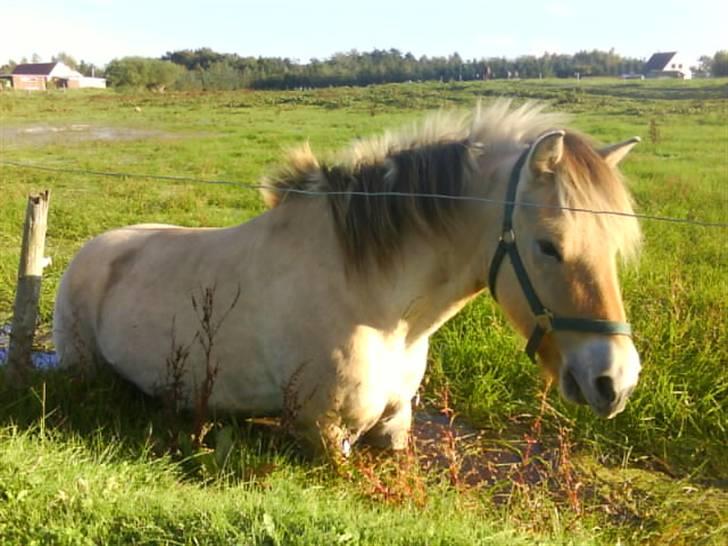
(7, 191, 51, 387)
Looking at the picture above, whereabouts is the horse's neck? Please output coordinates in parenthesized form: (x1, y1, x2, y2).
(366, 168, 507, 344)
(270, 156, 510, 345)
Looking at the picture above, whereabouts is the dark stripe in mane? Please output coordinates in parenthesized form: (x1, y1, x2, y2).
(324, 141, 470, 268)
(264, 139, 472, 270)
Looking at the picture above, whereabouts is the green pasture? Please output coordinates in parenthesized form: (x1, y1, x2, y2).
(0, 79, 726, 544)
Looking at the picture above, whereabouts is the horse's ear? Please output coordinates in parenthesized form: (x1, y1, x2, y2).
(598, 137, 641, 168)
(528, 130, 565, 176)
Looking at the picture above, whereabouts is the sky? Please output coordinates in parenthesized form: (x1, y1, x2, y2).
(1, 0, 726, 68)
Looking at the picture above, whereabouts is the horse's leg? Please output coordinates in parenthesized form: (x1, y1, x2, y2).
(362, 338, 428, 450)
(293, 388, 414, 454)
(281, 368, 356, 458)
(361, 398, 413, 450)
(289, 336, 427, 455)
(292, 410, 356, 459)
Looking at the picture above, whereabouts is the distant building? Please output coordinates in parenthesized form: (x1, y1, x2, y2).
(5, 62, 106, 90)
(644, 52, 692, 79)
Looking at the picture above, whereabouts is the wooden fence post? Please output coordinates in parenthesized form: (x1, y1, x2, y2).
(7, 191, 51, 387)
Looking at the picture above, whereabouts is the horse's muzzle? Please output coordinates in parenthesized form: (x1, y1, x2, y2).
(559, 338, 641, 418)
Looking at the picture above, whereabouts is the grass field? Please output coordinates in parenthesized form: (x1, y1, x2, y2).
(0, 78, 726, 544)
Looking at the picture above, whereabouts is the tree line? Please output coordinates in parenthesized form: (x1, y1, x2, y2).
(695, 51, 728, 78)
(3, 49, 727, 91)
(162, 47, 648, 90)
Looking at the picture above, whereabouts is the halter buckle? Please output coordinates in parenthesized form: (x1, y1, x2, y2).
(501, 229, 515, 245)
(534, 311, 554, 333)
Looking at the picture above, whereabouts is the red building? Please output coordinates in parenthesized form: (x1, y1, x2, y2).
(2, 62, 106, 90)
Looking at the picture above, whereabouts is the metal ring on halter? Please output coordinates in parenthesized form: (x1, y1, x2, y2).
(534, 311, 554, 333)
(501, 229, 515, 244)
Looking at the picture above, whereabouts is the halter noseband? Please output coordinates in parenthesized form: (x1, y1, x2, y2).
(487, 147, 632, 363)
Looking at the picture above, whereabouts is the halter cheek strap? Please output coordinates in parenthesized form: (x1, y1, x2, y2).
(487, 148, 632, 363)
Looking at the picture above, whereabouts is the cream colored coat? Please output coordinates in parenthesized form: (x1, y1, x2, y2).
(53, 103, 642, 454)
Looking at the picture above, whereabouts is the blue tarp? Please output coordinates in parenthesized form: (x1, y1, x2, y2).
(0, 347, 58, 369)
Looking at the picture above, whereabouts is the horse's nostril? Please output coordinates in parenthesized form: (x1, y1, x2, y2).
(563, 369, 587, 405)
(595, 376, 616, 403)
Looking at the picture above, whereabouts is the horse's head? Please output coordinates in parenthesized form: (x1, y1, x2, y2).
(491, 130, 641, 418)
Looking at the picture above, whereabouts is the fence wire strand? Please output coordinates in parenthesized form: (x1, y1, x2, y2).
(1, 159, 726, 228)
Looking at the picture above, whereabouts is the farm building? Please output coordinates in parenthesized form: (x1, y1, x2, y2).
(644, 51, 692, 79)
(5, 62, 106, 90)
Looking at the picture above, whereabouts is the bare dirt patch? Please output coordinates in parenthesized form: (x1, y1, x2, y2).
(411, 410, 555, 488)
(0, 123, 170, 148)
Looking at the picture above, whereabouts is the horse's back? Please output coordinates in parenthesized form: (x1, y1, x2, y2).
(53, 223, 187, 370)
(52, 207, 345, 413)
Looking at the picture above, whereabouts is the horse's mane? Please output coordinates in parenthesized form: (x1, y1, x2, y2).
(261, 100, 640, 269)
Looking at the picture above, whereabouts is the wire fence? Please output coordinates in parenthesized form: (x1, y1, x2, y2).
(1, 159, 727, 229)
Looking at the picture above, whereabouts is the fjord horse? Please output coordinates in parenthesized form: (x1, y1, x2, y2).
(54, 101, 642, 454)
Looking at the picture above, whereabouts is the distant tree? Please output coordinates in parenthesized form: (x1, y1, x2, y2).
(201, 61, 242, 90)
(105, 57, 146, 87)
(52, 51, 79, 70)
(1, 59, 17, 73)
(162, 48, 224, 70)
(146, 59, 185, 91)
(174, 67, 204, 91)
(105, 57, 185, 91)
(712, 50, 728, 77)
(31, 53, 42, 63)
(691, 55, 713, 77)
(77, 60, 103, 77)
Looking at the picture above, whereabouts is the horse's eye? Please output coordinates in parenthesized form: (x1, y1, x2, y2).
(537, 240, 563, 262)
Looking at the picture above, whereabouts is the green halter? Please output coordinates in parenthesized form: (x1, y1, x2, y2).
(487, 147, 632, 363)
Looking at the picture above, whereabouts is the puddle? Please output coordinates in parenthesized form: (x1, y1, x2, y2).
(0, 124, 169, 147)
(411, 411, 553, 488)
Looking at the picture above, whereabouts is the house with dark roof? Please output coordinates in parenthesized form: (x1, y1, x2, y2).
(644, 52, 692, 79)
(5, 62, 106, 90)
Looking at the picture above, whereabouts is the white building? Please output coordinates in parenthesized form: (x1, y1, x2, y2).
(644, 52, 692, 79)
